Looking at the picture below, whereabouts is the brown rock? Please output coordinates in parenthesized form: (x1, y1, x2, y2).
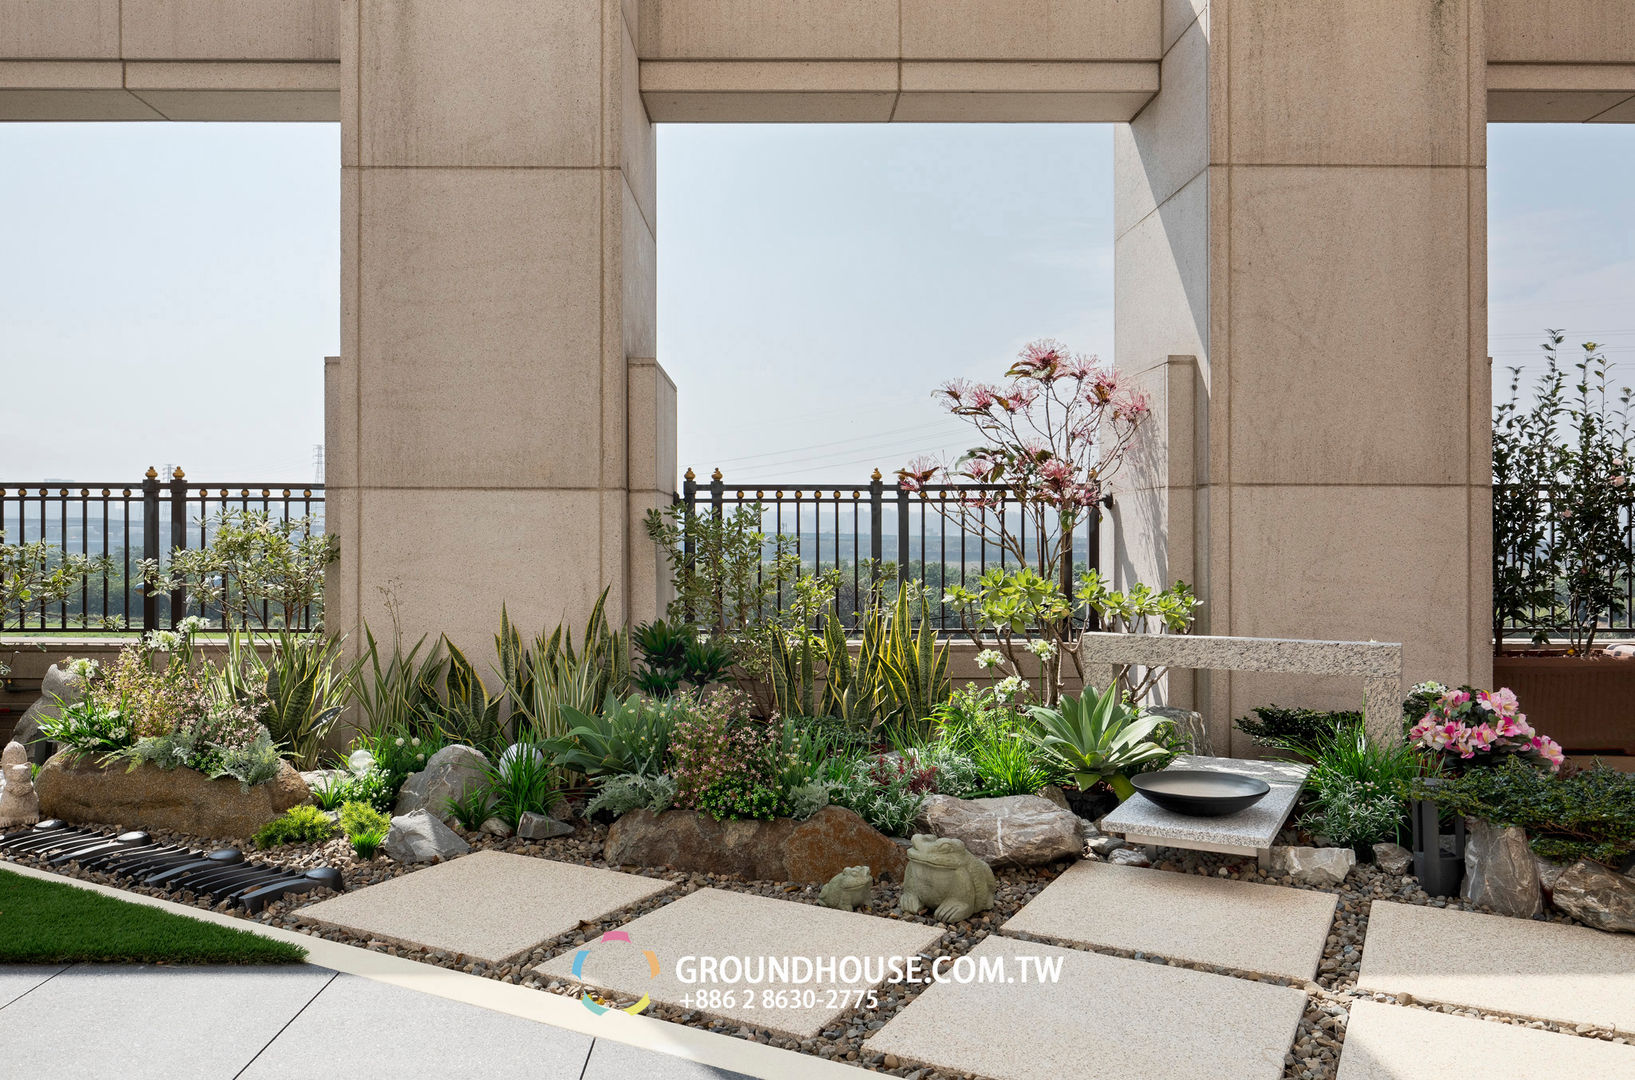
(913, 794, 1082, 868)
(603, 805, 905, 884)
(36, 752, 310, 839)
(1549, 860, 1635, 933)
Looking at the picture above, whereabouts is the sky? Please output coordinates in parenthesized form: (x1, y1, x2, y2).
(0, 120, 1631, 484)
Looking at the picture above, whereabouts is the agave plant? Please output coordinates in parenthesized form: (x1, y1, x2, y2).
(544, 695, 674, 779)
(1027, 684, 1169, 800)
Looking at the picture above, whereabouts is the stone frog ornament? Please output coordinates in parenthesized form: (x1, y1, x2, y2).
(819, 864, 872, 910)
(0, 740, 40, 829)
(898, 834, 995, 922)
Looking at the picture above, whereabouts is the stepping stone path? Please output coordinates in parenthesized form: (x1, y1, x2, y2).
(1356, 901, 1635, 1033)
(1336, 1001, 1635, 1079)
(536, 887, 945, 1038)
(1002, 860, 1338, 981)
(867, 935, 1306, 1080)
(297, 850, 671, 963)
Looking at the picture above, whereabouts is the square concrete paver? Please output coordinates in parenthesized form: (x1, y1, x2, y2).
(1002, 860, 1338, 981)
(0, 965, 334, 1078)
(1337, 1000, 1635, 1080)
(1357, 901, 1635, 1033)
(240, 971, 593, 1079)
(868, 935, 1306, 1080)
(298, 850, 672, 963)
(537, 888, 946, 1039)
(0, 964, 66, 1009)
(582, 1038, 756, 1079)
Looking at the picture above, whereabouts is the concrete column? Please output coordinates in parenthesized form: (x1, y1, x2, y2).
(327, 0, 660, 656)
(1115, 1, 1491, 751)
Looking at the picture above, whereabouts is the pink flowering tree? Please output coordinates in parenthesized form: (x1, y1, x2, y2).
(898, 340, 1188, 704)
(1407, 683, 1565, 772)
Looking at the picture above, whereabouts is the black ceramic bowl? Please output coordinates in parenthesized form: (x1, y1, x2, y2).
(1130, 770, 1271, 817)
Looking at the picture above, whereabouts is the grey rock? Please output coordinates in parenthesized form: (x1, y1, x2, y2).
(14, 663, 84, 767)
(383, 809, 471, 863)
(1108, 847, 1151, 868)
(394, 744, 491, 822)
(1272, 845, 1356, 887)
(1462, 821, 1543, 918)
(912, 793, 1083, 868)
(480, 816, 515, 839)
(517, 811, 573, 840)
(1536, 855, 1572, 900)
(1549, 860, 1635, 933)
(1372, 842, 1413, 876)
(898, 835, 995, 921)
(1088, 834, 1128, 857)
(1036, 785, 1070, 812)
(1146, 705, 1213, 756)
(818, 865, 872, 911)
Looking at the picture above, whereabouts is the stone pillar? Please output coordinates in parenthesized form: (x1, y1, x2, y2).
(1114, 1, 1491, 752)
(327, 0, 659, 657)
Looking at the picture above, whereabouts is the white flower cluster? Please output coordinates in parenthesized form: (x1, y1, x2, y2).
(993, 674, 1028, 703)
(1025, 639, 1057, 661)
(975, 649, 1005, 670)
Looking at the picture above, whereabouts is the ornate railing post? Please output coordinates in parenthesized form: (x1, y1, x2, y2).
(680, 467, 697, 626)
(709, 468, 725, 632)
(141, 466, 160, 632)
(896, 479, 910, 592)
(167, 467, 188, 628)
(868, 469, 884, 594)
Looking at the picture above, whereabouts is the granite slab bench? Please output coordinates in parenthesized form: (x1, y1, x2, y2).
(1100, 754, 1311, 868)
(1075, 631, 1405, 744)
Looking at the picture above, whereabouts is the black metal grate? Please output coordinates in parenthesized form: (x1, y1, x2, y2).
(0, 820, 343, 913)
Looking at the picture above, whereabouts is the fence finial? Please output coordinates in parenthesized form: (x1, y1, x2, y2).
(684, 467, 696, 481)
(172, 466, 185, 480)
(145, 466, 158, 479)
(711, 468, 723, 482)
(870, 468, 882, 481)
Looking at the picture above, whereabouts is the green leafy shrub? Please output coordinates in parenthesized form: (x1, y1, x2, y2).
(338, 800, 390, 839)
(1294, 721, 1423, 846)
(932, 686, 1053, 797)
(444, 786, 493, 831)
(697, 774, 786, 821)
(34, 696, 132, 757)
(824, 754, 931, 836)
(480, 745, 560, 828)
(585, 773, 678, 818)
(349, 825, 388, 860)
(310, 773, 348, 811)
(242, 630, 355, 770)
(329, 767, 398, 814)
(1235, 706, 1361, 752)
(545, 695, 675, 780)
(253, 805, 337, 849)
(1408, 757, 1635, 865)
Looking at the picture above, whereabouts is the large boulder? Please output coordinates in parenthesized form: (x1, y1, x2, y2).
(1548, 860, 1635, 933)
(394, 745, 490, 822)
(1461, 821, 1543, 918)
(383, 808, 471, 863)
(912, 794, 1082, 868)
(1271, 845, 1356, 887)
(35, 752, 309, 839)
(604, 805, 907, 884)
(13, 663, 84, 767)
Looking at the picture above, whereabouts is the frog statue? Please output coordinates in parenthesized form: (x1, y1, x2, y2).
(898, 835, 995, 922)
(818, 864, 873, 910)
(0, 741, 39, 829)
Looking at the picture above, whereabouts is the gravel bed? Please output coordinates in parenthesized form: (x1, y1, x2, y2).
(5, 820, 1628, 1080)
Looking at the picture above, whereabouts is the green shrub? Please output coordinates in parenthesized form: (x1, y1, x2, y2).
(481, 746, 560, 828)
(310, 773, 348, 811)
(697, 774, 786, 821)
(34, 696, 132, 756)
(932, 687, 1053, 797)
(444, 786, 493, 831)
(1235, 706, 1360, 752)
(825, 757, 928, 837)
(544, 694, 675, 780)
(1296, 721, 1423, 847)
(349, 825, 388, 860)
(253, 805, 338, 849)
(1408, 757, 1635, 865)
(585, 773, 677, 818)
(338, 800, 390, 839)
(329, 767, 398, 814)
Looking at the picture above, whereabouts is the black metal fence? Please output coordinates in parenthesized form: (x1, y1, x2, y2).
(1497, 485, 1635, 639)
(678, 469, 1105, 632)
(1, 468, 324, 634)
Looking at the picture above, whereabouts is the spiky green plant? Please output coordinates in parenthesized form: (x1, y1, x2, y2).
(432, 636, 505, 754)
(820, 606, 888, 727)
(767, 626, 815, 720)
(259, 629, 357, 769)
(1026, 684, 1169, 800)
(504, 589, 631, 741)
(352, 624, 446, 741)
(879, 588, 950, 734)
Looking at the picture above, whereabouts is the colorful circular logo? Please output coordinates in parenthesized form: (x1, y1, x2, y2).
(571, 930, 660, 1015)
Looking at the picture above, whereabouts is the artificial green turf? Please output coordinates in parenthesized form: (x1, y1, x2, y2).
(0, 867, 308, 965)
